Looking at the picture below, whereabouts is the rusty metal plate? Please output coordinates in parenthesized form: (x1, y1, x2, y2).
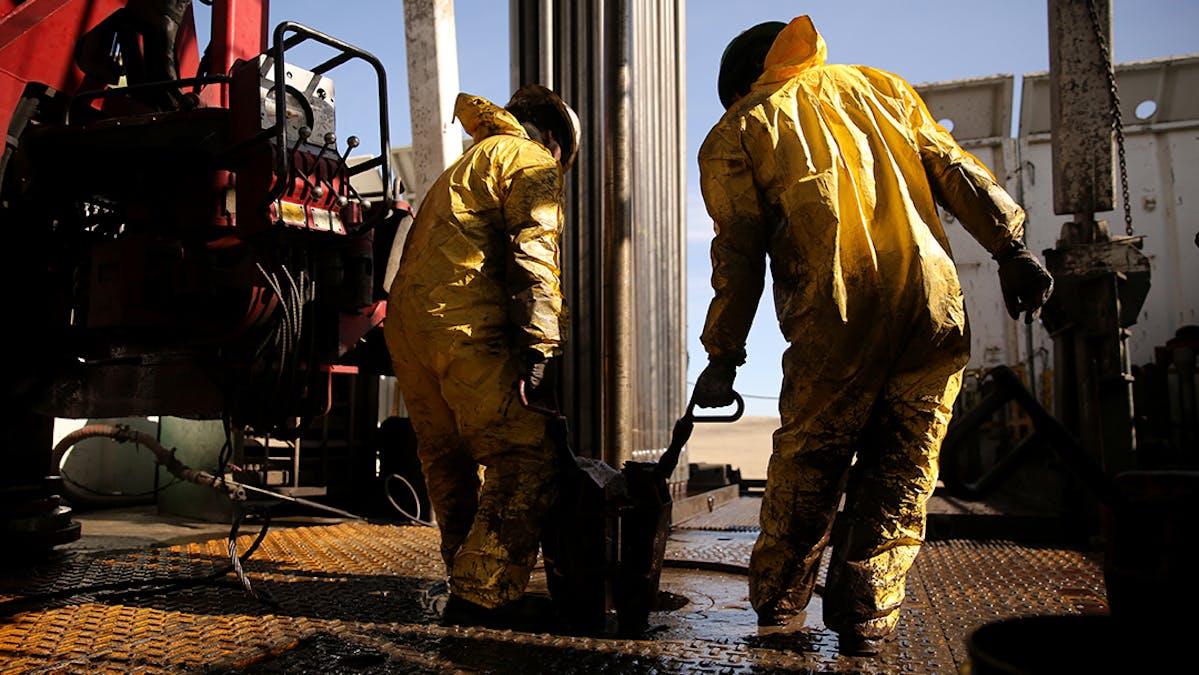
(913, 538, 1109, 667)
(0, 518, 1110, 673)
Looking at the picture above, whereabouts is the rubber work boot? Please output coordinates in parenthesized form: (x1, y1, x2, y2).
(441, 593, 556, 632)
(756, 606, 801, 627)
(836, 632, 885, 656)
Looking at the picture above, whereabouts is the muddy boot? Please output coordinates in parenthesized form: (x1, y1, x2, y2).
(442, 593, 556, 632)
(836, 632, 885, 656)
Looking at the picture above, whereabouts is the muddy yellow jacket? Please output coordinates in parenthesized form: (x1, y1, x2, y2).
(699, 16, 1025, 364)
(389, 93, 567, 358)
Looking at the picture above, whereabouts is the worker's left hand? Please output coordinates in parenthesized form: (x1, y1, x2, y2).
(996, 244, 1054, 323)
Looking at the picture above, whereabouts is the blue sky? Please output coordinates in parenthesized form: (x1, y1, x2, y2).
(239, 1, 1198, 417)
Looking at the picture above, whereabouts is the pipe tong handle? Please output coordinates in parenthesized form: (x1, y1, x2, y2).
(687, 391, 745, 423)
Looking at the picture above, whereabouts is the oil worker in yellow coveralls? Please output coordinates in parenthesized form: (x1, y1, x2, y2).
(385, 85, 580, 629)
(691, 17, 1053, 654)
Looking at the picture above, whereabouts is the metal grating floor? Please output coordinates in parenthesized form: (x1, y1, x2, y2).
(0, 503, 1111, 673)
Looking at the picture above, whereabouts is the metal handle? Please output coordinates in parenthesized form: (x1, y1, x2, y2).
(686, 391, 745, 423)
(518, 379, 560, 417)
(654, 392, 744, 481)
(517, 380, 579, 476)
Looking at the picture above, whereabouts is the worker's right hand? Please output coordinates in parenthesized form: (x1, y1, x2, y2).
(521, 350, 555, 402)
(692, 356, 739, 408)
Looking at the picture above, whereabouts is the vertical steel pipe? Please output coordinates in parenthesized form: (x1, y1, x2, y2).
(602, 0, 632, 466)
(402, 0, 463, 210)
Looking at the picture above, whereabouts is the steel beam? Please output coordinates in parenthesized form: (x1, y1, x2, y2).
(1047, 0, 1114, 217)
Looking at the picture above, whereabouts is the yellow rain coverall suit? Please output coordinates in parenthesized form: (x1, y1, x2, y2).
(698, 16, 1027, 638)
(385, 93, 566, 609)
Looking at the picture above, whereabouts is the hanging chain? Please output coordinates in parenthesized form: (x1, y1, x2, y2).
(1086, 0, 1134, 236)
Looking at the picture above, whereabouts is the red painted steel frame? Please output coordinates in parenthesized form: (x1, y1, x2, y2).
(204, 0, 269, 106)
(0, 0, 126, 133)
(0, 0, 270, 131)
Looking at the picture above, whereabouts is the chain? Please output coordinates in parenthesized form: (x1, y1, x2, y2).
(1086, 0, 1134, 236)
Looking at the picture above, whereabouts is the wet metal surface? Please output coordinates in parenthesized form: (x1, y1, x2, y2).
(674, 495, 762, 532)
(0, 504, 1110, 673)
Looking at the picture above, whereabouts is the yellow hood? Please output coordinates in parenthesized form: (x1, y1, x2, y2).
(754, 15, 828, 89)
(453, 93, 529, 144)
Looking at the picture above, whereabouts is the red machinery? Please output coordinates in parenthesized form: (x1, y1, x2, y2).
(0, 0, 405, 549)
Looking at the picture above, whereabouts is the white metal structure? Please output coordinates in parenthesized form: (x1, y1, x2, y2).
(917, 53, 1199, 406)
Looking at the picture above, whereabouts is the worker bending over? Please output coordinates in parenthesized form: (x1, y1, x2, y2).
(386, 85, 580, 629)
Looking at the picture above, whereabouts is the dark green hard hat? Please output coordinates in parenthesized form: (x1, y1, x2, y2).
(506, 84, 582, 172)
(717, 21, 786, 109)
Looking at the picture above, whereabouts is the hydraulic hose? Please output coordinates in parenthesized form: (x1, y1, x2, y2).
(52, 424, 247, 503)
(52, 424, 365, 520)
(48, 423, 362, 608)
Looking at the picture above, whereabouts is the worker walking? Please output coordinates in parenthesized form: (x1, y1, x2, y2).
(385, 85, 580, 629)
(691, 16, 1053, 654)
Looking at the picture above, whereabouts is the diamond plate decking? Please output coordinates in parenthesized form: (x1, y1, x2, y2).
(0, 499, 1114, 673)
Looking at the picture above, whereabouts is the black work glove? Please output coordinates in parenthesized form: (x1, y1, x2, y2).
(995, 242, 1054, 324)
(521, 350, 555, 402)
(693, 356, 739, 408)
